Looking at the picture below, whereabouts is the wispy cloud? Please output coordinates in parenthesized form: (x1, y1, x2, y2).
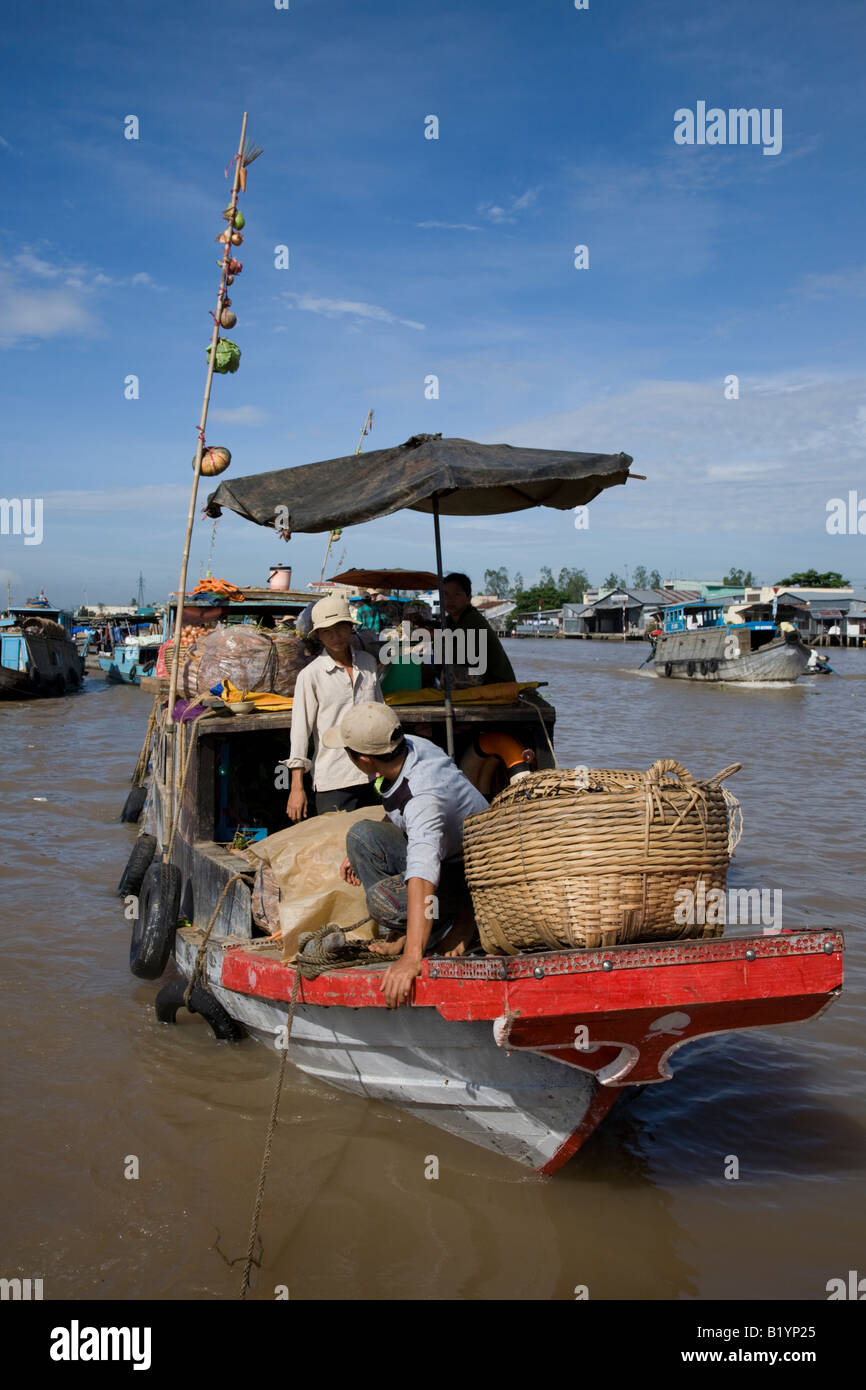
(209, 405, 271, 425)
(477, 188, 539, 224)
(282, 291, 425, 331)
(0, 276, 98, 347)
(416, 220, 482, 232)
(794, 265, 866, 299)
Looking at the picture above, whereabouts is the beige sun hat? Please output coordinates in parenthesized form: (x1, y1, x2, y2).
(322, 701, 403, 755)
(310, 595, 356, 633)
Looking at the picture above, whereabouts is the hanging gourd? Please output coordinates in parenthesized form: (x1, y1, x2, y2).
(194, 446, 232, 477)
(220, 306, 237, 328)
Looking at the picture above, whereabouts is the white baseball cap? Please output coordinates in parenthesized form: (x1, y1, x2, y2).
(322, 701, 403, 755)
(310, 595, 356, 632)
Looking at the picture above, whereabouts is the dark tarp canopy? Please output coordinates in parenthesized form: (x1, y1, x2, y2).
(205, 433, 633, 533)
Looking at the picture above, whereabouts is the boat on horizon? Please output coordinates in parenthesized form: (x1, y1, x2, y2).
(649, 600, 812, 682)
(0, 595, 83, 699)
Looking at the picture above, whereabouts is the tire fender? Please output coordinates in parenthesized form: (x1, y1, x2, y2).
(117, 833, 158, 897)
(130, 861, 181, 979)
(121, 784, 147, 823)
(155, 978, 245, 1041)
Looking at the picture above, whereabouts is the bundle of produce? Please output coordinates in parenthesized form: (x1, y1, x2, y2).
(155, 628, 200, 679)
(462, 759, 742, 954)
(178, 625, 312, 698)
(270, 630, 313, 696)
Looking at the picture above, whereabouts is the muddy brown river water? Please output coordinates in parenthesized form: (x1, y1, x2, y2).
(2, 639, 864, 1300)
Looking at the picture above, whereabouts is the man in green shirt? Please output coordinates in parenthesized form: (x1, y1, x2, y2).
(442, 572, 516, 685)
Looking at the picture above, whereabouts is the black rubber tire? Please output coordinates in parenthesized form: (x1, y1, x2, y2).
(130, 861, 181, 979)
(28, 666, 41, 688)
(708, 658, 719, 673)
(155, 978, 246, 1041)
(117, 833, 158, 898)
(664, 662, 673, 678)
(121, 784, 147, 823)
(700, 661, 710, 676)
(686, 661, 696, 676)
(128, 663, 138, 683)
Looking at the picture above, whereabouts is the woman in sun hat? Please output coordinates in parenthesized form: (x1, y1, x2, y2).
(280, 594, 385, 819)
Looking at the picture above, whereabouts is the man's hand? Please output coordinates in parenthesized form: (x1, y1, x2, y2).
(380, 955, 422, 1008)
(287, 785, 308, 822)
(340, 855, 361, 886)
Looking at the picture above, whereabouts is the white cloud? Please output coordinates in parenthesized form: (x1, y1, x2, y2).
(41, 483, 190, 513)
(209, 405, 271, 426)
(795, 266, 866, 299)
(0, 280, 98, 346)
(477, 189, 539, 224)
(283, 291, 425, 331)
(417, 221, 482, 231)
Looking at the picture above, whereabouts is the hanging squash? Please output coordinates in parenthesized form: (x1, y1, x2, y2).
(193, 446, 232, 477)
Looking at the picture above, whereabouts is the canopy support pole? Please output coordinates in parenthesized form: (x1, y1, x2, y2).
(432, 495, 455, 759)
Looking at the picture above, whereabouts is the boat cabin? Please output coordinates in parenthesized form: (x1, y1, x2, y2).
(663, 602, 724, 633)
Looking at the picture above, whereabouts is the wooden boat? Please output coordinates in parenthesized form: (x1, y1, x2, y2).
(0, 599, 83, 698)
(98, 634, 163, 685)
(124, 665, 843, 1174)
(651, 601, 811, 682)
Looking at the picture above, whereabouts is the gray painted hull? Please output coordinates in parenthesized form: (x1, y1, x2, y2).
(652, 630, 811, 682)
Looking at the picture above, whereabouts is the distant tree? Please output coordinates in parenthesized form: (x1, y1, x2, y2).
(512, 571, 523, 597)
(648, 568, 662, 588)
(776, 569, 850, 588)
(483, 567, 510, 597)
(602, 571, 624, 590)
(632, 564, 649, 589)
(557, 566, 590, 602)
(722, 567, 755, 587)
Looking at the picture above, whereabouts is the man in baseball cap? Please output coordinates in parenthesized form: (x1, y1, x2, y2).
(326, 703, 488, 1007)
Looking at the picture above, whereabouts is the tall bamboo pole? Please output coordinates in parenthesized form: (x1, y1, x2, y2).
(163, 112, 248, 856)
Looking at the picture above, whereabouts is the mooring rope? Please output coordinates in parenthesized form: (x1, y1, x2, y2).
(239, 968, 301, 1300)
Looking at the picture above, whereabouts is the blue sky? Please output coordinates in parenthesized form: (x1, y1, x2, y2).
(2, 0, 865, 609)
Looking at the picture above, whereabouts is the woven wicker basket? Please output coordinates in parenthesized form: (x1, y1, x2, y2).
(463, 759, 742, 954)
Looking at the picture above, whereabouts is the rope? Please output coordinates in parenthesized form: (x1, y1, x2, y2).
(293, 920, 385, 979)
(132, 693, 161, 786)
(518, 692, 559, 768)
(183, 871, 253, 1008)
(239, 969, 301, 1300)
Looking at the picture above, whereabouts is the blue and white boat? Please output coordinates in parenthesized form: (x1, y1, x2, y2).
(0, 597, 84, 699)
(650, 601, 811, 682)
(97, 608, 165, 685)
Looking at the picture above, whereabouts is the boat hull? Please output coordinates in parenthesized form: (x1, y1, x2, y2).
(653, 630, 811, 682)
(170, 927, 843, 1175)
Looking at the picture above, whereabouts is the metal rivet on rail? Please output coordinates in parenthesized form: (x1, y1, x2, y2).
(498, 963, 508, 980)
(823, 941, 834, 955)
(430, 964, 438, 978)
(602, 959, 613, 972)
(533, 965, 545, 979)
(745, 949, 756, 961)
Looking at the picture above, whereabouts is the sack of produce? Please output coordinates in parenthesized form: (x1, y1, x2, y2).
(270, 631, 313, 696)
(180, 624, 277, 698)
(463, 759, 742, 954)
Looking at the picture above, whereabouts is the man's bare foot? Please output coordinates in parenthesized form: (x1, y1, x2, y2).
(368, 935, 406, 958)
(438, 909, 477, 958)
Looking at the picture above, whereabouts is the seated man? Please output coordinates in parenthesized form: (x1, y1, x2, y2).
(327, 702, 488, 1007)
(441, 572, 516, 685)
